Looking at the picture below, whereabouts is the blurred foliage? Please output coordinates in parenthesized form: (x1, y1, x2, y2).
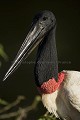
(0, 44, 8, 61)
(38, 116, 57, 120)
(38, 112, 58, 120)
(0, 95, 41, 120)
(0, 43, 9, 106)
(0, 44, 8, 68)
(0, 95, 58, 120)
(0, 99, 8, 106)
(0, 44, 58, 120)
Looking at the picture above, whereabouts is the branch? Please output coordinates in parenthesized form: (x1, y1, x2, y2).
(0, 96, 41, 120)
(0, 96, 25, 114)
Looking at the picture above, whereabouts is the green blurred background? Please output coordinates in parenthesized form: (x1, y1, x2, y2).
(0, 0, 80, 119)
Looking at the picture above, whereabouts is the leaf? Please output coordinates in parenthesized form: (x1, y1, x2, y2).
(0, 98, 8, 105)
(38, 115, 58, 120)
(0, 44, 9, 61)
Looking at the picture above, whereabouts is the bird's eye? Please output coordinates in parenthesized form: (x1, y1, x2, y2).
(43, 17, 48, 21)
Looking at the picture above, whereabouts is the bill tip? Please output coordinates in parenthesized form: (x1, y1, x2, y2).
(3, 75, 8, 81)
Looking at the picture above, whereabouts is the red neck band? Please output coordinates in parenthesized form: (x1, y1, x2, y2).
(38, 72, 65, 94)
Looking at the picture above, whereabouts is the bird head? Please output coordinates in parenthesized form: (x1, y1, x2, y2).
(3, 10, 56, 81)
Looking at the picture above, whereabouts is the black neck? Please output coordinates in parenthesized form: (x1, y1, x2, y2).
(34, 27, 58, 87)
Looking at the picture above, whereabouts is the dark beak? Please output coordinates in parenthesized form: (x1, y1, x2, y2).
(3, 22, 45, 81)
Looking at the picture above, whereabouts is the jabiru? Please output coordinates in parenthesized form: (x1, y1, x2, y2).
(3, 10, 80, 120)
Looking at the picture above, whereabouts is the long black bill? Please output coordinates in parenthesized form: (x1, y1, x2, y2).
(3, 22, 45, 81)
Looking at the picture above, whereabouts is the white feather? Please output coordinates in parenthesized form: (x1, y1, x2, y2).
(42, 70, 80, 120)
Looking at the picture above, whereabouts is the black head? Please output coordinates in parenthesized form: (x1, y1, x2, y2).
(32, 10, 56, 34)
(3, 10, 57, 84)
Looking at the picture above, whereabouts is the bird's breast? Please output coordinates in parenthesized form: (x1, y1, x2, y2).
(42, 70, 80, 120)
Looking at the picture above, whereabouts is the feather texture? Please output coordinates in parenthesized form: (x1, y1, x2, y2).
(42, 70, 80, 120)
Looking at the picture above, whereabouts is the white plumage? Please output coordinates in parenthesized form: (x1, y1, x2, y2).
(42, 70, 80, 120)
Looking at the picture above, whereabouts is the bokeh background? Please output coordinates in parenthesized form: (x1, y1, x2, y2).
(0, 0, 80, 119)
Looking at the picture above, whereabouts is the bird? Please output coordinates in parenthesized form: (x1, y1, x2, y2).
(3, 10, 80, 120)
